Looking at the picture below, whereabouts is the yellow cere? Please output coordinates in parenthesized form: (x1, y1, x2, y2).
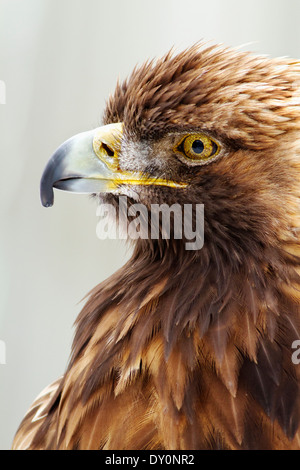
(109, 172, 187, 190)
(93, 122, 124, 171)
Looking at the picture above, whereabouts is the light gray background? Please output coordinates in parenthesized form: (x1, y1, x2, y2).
(0, 0, 299, 450)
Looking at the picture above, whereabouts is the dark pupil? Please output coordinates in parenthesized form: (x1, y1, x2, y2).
(192, 139, 204, 154)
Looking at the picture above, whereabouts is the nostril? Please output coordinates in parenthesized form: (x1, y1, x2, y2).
(101, 142, 115, 157)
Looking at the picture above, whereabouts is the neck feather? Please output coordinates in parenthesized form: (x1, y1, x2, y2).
(67, 231, 300, 447)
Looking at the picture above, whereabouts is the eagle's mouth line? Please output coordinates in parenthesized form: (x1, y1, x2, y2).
(54, 175, 187, 189)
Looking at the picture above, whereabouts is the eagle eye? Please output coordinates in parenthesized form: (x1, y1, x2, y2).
(175, 133, 220, 163)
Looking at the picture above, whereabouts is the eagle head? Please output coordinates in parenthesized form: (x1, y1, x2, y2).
(40, 43, 300, 267)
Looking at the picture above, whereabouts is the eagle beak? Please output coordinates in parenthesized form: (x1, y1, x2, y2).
(41, 123, 123, 207)
(40, 122, 184, 207)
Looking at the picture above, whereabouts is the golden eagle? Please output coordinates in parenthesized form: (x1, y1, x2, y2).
(13, 43, 300, 450)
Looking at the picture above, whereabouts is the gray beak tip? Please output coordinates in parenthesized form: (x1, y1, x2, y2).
(40, 173, 54, 208)
(41, 196, 54, 208)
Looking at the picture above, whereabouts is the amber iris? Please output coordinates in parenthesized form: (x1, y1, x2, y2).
(176, 133, 220, 162)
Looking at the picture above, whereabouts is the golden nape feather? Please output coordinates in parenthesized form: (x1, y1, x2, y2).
(13, 43, 300, 450)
